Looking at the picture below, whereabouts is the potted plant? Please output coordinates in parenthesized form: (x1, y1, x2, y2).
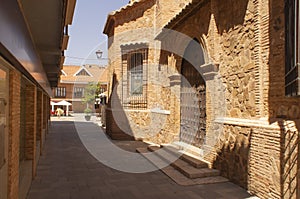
(84, 107, 92, 121)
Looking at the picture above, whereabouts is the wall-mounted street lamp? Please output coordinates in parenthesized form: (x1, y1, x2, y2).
(95, 50, 111, 65)
(95, 50, 103, 59)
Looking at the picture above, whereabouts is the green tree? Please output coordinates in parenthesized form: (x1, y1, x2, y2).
(82, 82, 98, 110)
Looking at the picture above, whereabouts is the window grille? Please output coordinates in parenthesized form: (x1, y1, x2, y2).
(74, 87, 85, 98)
(55, 87, 66, 97)
(285, 0, 300, 96)
(121, 46, 148, 109)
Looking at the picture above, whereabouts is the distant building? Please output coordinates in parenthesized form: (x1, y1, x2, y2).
(52, 65, 108, 113)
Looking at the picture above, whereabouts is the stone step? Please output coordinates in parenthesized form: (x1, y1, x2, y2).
(162, 166, 229, 186)
(147, 145, 218, 179)
(136, 147, 175, 169)
(162, 145, 208, 169)
(136, 147, 228, 185)
(172, 161, 220, 179)
(147, 145, 181, 165)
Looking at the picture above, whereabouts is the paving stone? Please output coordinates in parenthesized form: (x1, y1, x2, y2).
(27, 121, 253, 199)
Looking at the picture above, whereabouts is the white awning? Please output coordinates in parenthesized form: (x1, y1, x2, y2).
(56, 100, 72, 106)
(50, 101, 57, 105)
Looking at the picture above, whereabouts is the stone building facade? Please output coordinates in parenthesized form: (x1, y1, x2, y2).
(104, 0, 299, 198)
(103, 0, 193, 141)
(155, 0, 300, 198)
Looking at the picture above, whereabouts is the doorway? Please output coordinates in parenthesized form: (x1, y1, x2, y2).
(180, 39, 206, 148)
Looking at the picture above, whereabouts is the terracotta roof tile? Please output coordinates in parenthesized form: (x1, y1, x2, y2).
(98, 67, 109, 83)
(60, 65, 107, 84)
(108, 0, 146, 16)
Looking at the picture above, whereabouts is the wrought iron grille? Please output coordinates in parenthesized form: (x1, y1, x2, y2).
(285, 0, 300, 96)
(121, 47, 148, 109)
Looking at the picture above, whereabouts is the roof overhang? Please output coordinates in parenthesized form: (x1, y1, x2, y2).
(19, 0, 76, 88)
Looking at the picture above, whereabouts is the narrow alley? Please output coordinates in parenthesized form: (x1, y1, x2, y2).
(1, 0, 300, 198)
(26, 117, 251, 199)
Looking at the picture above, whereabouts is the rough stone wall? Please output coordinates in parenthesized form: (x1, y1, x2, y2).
(219, 22, 257, 118)
(216, 125, 251, 188)
(105, 0, 300, 198)
(133, 74, 180, 143)
(158, 0, 300, 198)
(106, 0, 191, 143)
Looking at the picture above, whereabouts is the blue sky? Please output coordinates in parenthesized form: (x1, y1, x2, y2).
(65, 0, 128, 66)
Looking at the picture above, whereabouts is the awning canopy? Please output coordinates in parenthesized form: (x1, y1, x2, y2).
(99, 91, 108, 97)
(50, 101, 57, 105)
(55, 100, 72, 106)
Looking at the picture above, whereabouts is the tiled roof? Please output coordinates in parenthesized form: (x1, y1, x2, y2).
(108, 0, 146, 16)
(98, 67, 108, 83)
(60, 65, 107, 84)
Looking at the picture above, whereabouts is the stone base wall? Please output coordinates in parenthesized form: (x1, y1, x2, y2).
(125, 110, 179, 144)
(205, 119, 299, 199)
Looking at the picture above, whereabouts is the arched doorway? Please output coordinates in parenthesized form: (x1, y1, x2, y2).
(180, 39, 206, 148)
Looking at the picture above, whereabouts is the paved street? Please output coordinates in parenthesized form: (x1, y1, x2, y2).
(27, 116, 253, 199)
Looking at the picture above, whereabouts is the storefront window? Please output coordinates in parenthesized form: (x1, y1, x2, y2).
(0, 68, 7, 169)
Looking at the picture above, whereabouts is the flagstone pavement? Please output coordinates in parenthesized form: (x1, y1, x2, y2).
(26, 115, 255, 199)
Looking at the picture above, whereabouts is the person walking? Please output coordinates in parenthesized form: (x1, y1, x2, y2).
(55, 107, 64, 118)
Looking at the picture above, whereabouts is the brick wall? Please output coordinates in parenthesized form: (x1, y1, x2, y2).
(8, 69, 21, 199)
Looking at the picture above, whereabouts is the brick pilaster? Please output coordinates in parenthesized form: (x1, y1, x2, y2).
(25, 84, 37, 178)
(36, 90, 42, 142)
(8, 70, 21, 199)
(43, 94, 48, 134)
